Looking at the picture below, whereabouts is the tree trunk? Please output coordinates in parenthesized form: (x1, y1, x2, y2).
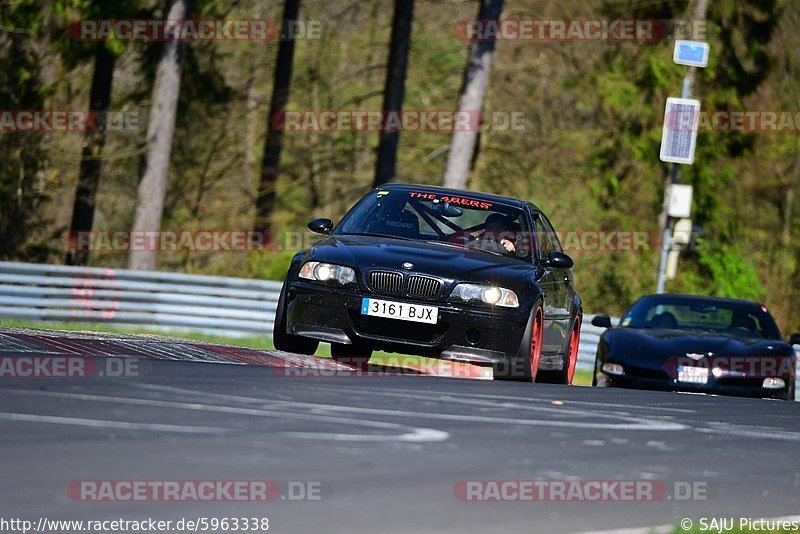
(254, 0, 301, 233)
(782, 141, 800, 245)
(373, 0, 415, 187)
(128, 0, 189, 271)
(67, 42, 115, 266)
(442, 0, 504, 190)
(243, 2, 267, 202)
(244, 66, 261, 197)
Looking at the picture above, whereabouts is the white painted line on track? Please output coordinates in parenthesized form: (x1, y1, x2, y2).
(2, 388, 450, 443)
(132, 383, 687, 432)
(285, 383, 698, 414)
(282, 428, 450, 443)
(261, 399, 688, 431)
(579, 525, 673, 534)
(0, 411, 228, 434)
(696, 422, 800, 442)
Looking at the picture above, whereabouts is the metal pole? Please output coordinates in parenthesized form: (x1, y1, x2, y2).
(656, 225, 671, 294)
(656, 70, 696, 294)
(655, 0, 709, 293)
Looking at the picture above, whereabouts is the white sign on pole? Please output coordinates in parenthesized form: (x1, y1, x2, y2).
(660, 97, 701, 165)
(667, 184, 693, 218)
(672, 218, 693, 246)
(673, 40, 710, 68)
(665, 250, 680, 281)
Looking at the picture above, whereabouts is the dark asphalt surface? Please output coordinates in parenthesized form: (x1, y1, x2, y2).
(1, 327, 800, 534)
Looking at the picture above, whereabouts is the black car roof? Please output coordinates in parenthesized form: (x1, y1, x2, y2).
(377, 183, 539, 211)
(638, 293, 765, 309)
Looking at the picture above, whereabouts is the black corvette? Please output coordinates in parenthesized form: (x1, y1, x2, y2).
(273, 184, 583, 383)
(592, 294, 799, 400)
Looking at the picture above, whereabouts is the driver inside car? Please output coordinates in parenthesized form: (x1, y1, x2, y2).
(728, 309, 758, 336)
(480, 213, 518, 254)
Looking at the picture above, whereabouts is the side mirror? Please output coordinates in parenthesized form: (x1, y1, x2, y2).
(591, 315, 612, 329)
(545, 251, 574, 269)
(308, 218, 334, 235)
(789, 333, 800, 346)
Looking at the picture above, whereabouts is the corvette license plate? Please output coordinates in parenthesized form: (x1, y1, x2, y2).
(677, 365, 708, 384)
(360, 298, 438, 324)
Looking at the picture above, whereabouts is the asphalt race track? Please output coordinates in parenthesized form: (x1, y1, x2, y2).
(1, 327, 799, 534)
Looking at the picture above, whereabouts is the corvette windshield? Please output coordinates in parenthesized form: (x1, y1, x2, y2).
(621, 296, 782, 340)
(335, 189, 533, 261)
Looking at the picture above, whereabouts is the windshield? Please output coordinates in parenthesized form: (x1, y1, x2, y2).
(335, 189, 533, 261)
(620, 296, 782, 340)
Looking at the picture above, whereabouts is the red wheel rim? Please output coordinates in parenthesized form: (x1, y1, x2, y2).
(567, 316, 582, 384)
(530, 307, 544, 380)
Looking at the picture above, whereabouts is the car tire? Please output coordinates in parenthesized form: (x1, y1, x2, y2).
(782, 378, 796, 401)
(330, 343, 373, 368)
(538, 313, 582, 385)
(495, 301, 544, 382)
(273, 281, 320, 355)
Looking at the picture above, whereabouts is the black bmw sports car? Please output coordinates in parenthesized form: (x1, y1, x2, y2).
(592, 294, 800, 400)
(273, 184, 583, 383)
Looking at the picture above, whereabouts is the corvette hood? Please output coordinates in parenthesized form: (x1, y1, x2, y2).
(308, 235, 536, 282)
(605, 328, 794, 373)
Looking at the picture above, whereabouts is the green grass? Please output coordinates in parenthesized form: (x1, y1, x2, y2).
(572, 368, 592, 386)
(0, 319, 593, 384)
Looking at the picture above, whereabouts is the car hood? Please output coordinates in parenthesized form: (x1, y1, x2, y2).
(605, 328, 794, 372)
(308, 234, 536, 282)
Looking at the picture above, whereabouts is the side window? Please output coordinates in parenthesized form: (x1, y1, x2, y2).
(535, 214, 562, 260)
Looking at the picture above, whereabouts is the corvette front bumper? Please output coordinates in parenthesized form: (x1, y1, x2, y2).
(599, 372, 794, 400)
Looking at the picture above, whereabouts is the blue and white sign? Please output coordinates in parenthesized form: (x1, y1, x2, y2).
(673, 40, 709, 68)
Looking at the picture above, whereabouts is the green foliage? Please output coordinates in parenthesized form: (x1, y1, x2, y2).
(248, 250, 297, 282)
(0, 0, 50, 260)
(577, 0, 789, 320)
(688, 245, 766, 300)
(2, 0, 799, 334)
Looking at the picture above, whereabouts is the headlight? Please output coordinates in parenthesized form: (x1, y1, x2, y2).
(602, 363, 624, 376)
(762, 377, 785, 389)
(450, 283, 519, 308)
(299, 262, 356, 285)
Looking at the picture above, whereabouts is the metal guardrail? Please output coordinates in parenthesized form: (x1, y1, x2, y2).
(0, 262, 281, 337)
(577, 315, 617, 371)
(0, 262, 608, 369)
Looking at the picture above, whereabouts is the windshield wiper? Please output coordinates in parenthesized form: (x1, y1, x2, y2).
(425, 239, 505, 255)
(423, 239, 462, 249)
(344, 232, 416, 241)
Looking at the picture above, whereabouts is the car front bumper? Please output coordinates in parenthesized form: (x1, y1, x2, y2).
(285, 281, 529, 364)
(599, 371, 793, 399)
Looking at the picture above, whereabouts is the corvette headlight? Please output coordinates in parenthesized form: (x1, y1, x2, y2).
(602, 363, 624, 376)
(450, 283, 519, 308)
(299, 262, 356, 285)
